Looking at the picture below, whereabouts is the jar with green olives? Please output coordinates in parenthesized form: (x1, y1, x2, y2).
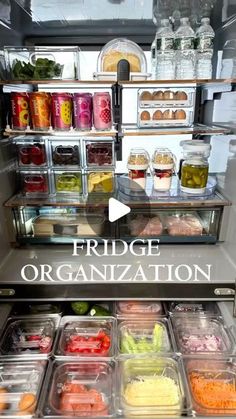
(180, 141, 211, 194)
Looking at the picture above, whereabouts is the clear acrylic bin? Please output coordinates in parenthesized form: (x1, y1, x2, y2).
(115, 301, 163, 318)
(55, 316, 116, 358)
(50, 140, 81, 168)
(138, 88, 196, 108)
(0, 316, 59, 358)
(20, 170, 50, 196)
(172, 315, 235, 355)
(0, 360, 46, 417)
(85, 170, 115, 194)
(118, 356, 190, 417)
(118, 319, 173, 355)
(168, 301, 221, 316)
(184, 357, 236, 416)
(4, 46, 80, 80)
(15, 136, 48, 168)
(41, 360, 115, 417)
(53, 170, 83, 194)
(84, 139, 115, 168)
(138, 108, 194, 128)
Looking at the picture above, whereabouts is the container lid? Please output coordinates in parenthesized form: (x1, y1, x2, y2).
(181, 140, 211, 153)
(97, 38, 147, 74)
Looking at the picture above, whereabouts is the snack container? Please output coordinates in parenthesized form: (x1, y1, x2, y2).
(118, 356, 190, 417)
(118, 318, 173, 355)
(4, 46, 80, 80)
(184, 357, 236, 416)
(32, 213, 105, 237)
(95, 38, 149, 80)
(152, 148, 176, 192)
(127, 148, 150, 191)
(138, 108, 194, 128)
(168, 301, 220, 316)
(0, 359, 46, 417)
(84, 139, 115, 167)
(115, 301, 164, 318)
(54, 316, 116, 358)
(15, 136, 47, 167)
(85, 170, 114, 194)
(40, 360, 115, 418)
(0, 315, 60, 359)
(138, 88, 196, 108)
(20, 170, 50, 196)
(50, 139, 81, 167)
(53, 170, 83, 194)
(172, 315, 235, 355)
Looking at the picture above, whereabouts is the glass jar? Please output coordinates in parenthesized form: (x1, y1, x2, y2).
(127, 148, 149, 190)
(152, 148, 176, 191)
(180, 141, 211, 194)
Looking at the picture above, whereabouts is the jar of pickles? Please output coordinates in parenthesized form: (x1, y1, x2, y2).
(152, 148, 176, 192)
(180, 141, 211, 194)
(127, 148, 149, 190)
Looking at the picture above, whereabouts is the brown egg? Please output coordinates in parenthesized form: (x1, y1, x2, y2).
(163, 90, 175, 100)
(175, 91, 188, 101)
(175, 109, 186, 120)
(0, 388, 7, 412)
(163, 109, 175, 119)
(153, 110, 163, 120)
(140, 111, 151, 121)
(18, 393, 36, 414)
(140, 91, 152, 101)
(152, 90, 164, 100)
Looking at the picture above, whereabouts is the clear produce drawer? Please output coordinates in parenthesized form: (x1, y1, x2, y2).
(118, 208, 223, 244)
(12, 206, 114, 244)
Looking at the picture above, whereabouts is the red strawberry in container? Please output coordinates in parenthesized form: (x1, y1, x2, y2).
(93, 92, 112, 130)
(19, 146, 31, 165)
(127, 148, 150, 191)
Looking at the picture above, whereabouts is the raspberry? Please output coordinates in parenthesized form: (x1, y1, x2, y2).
(100, 109, 111, 124)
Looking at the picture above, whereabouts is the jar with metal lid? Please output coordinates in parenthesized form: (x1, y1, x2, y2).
(127, 148, 149, 190)
(180, 141, 211, 194)
(152, 148, 176, 191)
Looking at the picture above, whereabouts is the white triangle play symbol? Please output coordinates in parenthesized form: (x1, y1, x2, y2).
(108, 198, 131, 222)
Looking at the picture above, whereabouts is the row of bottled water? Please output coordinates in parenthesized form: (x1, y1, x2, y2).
(151, 17, 215, 80)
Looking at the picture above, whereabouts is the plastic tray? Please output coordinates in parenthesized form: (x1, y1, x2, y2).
(0, 360, 46, 417)
(115, 301, 163, 318)
(172, 315, 235, 355)
(55, 316, 116, 358)
(118, 319, 172, 354)
(138, 87, 196, 108)
(41, 360, 115, 418)
(0, 315, 60, 358)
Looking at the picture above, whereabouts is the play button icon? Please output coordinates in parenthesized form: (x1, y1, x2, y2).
(108, 198, 131, 222)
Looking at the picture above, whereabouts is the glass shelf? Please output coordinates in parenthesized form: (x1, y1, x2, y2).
(4, 127, 116, 138)
(122, 123, 232, 136)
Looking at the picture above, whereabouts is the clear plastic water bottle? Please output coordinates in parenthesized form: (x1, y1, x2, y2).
(220, 40, 236, 79)
(175, 17, 196, 79)
(155, 19, 175, 80)
(196, 18, 215, 79)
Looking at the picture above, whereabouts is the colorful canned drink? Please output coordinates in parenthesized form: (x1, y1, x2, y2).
(93, 92, 112, 130)
(29, 92, 51, 130)
(51, 93, 72, 130)
(73, 93, 93, 130)
(11, 92, 30, 130)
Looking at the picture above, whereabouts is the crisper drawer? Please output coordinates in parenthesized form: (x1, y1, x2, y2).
(118, 208, 222, 243)
(12, 206, 114, 243)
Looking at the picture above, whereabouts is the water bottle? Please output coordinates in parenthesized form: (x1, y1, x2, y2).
(155, 19, 175, 80)
(196, 18, 215, 79)
(220, 40, 236, 79)
(175, 17, 196, 79)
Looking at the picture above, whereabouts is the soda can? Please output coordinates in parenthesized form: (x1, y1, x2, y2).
(51, 93, 72, 130)
(73, 93, 93, 130)
(93, 92, 112, 130)
(29, 92, 51, 130)
(11, 92, 30, 130)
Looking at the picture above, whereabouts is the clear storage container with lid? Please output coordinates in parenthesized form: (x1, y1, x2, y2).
(180, 140, 211, 194)
(95, 38, 148, 80)
(152, 148, 176, 191)
(127, 148, 150, 191)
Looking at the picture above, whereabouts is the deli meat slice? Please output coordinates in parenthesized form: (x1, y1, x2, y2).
(129, 214, 163, 236)
(165, 214, 203, 236)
